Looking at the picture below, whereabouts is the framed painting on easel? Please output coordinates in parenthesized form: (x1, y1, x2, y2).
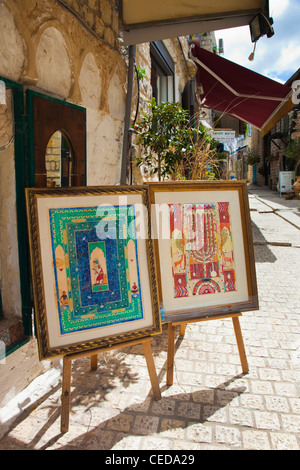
(26, 186, 161, 360)
(147, 180, 258, 323)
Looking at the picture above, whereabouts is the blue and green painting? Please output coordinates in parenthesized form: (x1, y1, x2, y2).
(49, 204, 144, 335)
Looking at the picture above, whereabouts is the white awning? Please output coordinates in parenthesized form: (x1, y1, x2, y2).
(120, 0, 269, 45)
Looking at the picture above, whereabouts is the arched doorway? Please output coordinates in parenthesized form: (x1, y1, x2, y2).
(26, 90, 86, 188)
(45, 130, 73, 187)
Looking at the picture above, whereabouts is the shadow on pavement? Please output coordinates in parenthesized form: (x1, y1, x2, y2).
(0, 329, 247, 450)
(248, 185, 300, 213)
(251, 221, 277, 263)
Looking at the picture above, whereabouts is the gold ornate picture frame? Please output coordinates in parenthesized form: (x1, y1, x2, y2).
(147, 180, 258, 323)
(26, 186, 161, 360)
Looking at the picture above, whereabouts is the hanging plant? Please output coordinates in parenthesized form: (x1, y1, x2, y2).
(247, 153, 260, 166)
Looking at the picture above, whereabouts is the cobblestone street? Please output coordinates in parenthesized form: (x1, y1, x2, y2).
(0, 184, 299, 451)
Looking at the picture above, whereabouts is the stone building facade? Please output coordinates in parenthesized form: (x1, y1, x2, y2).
(250, 70, 300, 190)
(0, 0, 193, 425)
(250, 111, 300, 189)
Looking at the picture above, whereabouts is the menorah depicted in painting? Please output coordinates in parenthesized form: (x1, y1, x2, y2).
(26, 181, 258, 431)
(148, 181, 258, 323)
(26, 181, 258, 357)
(169, 201, 236, 299)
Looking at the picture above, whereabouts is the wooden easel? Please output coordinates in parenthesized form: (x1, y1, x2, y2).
(61, 336, 161, 432)
(166, 313, 248, 386)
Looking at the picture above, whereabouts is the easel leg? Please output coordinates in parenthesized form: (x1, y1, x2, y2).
(60, 337, 161, 431)
(232, 316, 249, 374)
(91, 354, 98, 371)
(166, 323, 175, 386)
(142, 340, 161, 400)
(61, 355, 72, 433)
(179, 323, 186, 337)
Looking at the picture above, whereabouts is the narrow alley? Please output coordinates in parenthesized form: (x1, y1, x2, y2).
(0, 185, 299, 451)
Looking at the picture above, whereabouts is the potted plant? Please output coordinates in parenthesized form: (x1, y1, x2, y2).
(175, 131, 224, 181)
(134, 99, 225, 181)
(283, 190, 294, 200)
(134, 99, 200, 180)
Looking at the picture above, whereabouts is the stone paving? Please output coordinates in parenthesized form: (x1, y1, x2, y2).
(0, 184, 299, 450)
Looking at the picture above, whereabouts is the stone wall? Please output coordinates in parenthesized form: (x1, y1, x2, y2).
(0, 0, 128, 414)
(131, 37, 192, 183)
(198, 31, 217, 52)
(0, 88, 22, 320)
(0, 0, 192, 418)
(0, 0, 127, 186)
(250, 108, 300, 188)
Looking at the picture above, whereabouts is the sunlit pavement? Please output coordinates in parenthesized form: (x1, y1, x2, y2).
(0, 184, 299, 450)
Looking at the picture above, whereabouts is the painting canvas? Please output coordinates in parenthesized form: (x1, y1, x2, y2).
(169, 201, 236, 298)
(148, 181, 258, 323)
(26, 186, 161, 359)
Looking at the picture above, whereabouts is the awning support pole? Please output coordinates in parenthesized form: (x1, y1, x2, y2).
(120, 44, 136, 185)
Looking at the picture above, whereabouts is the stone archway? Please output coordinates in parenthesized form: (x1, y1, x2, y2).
(36, 26, 73, 97)
(78, 52, 102, 110)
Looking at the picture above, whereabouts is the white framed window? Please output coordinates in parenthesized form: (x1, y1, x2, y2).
(150, 41, 175, 103)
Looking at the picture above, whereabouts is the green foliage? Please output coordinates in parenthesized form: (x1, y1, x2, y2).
(286, 138, 300, 163)
(247, 153, 260, 166)
(289, 110, 298, 135)
(243, 123, 251, 138)
(136, 66, 146, 81)
(134, 98, 200, 180)
(134, 99, 225, 181)
(176, 131, 225, 181)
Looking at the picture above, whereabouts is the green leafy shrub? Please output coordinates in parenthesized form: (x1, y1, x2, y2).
(134, 99, 223, 181)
